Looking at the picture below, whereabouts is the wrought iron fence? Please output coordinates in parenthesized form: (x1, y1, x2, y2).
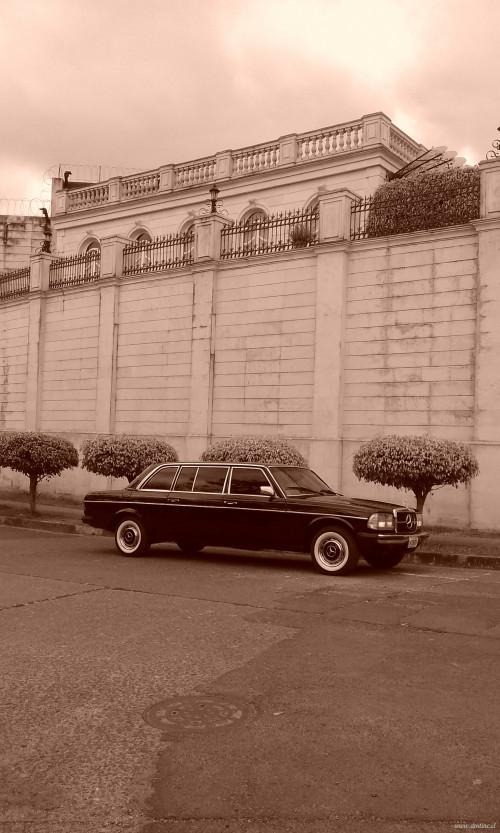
(350, 175, 480, 240)
(49, 250, 101, 289)
(0, 267, 31, 301)
(221, 207, 319, 259)
(122, 231, 195, 275)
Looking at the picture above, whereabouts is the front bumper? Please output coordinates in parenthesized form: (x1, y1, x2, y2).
(358, 532, 428, 549)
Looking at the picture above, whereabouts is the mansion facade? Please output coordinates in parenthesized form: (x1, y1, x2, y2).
(1, 111, 500, 530)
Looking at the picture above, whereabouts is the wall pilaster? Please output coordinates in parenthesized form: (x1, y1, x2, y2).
(309, 247, 349, 488)
(470, 215, 500, 528)
(95, 282, 119, 434)
(186, 268, 216, 459)
(194, 213, 232, 261)
(318, 189, 359, 242)
(25, 254, 54, 430)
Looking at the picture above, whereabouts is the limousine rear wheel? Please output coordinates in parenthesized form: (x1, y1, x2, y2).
(310, 527, 359, 575)
(115, 517, 150, 557)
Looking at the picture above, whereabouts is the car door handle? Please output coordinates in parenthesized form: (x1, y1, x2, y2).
(224, 500, 238, 506)
(168, 498, 180, 503)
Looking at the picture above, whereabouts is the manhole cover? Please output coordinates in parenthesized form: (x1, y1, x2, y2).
(143, 695, 254, 732)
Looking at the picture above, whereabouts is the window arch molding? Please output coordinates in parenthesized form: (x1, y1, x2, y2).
(128, 225, 152, 243)
(236, 202, 269, 225)
(304, 194, 320, 214)
(79, 235, 101, 255)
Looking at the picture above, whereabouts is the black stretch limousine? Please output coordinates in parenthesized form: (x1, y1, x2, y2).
(82, 463, 423, 575)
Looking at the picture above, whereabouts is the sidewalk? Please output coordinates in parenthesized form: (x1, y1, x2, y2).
(1, 495, 500, 569)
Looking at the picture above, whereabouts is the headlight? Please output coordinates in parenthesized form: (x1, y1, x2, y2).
(367, 512, 395, 531)
(416, 513, 423, 529)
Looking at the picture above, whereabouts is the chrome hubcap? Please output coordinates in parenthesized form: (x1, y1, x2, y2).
(119, 523, 140, 551)
(316, 533, 348, 570)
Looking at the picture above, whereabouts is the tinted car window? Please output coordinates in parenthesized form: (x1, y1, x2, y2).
(128, 463, 159, 489)
(193, 467, 229, 493)
(230, 467, 271, 495)
(271, 467, 335, 496)
(142, 466, 178, 491)
(173, 466, 198, 491)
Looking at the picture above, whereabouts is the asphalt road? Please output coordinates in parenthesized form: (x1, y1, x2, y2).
(0, 526, 499, 833)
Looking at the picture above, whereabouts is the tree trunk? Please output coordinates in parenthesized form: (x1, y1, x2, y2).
(29, 474, 38, 515)
(413, 489, 429, 514)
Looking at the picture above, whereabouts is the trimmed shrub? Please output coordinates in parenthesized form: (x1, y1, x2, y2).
(289, 223, 316, 247)
(352, 433, 479, 513)
(366, 166, 480, 238)
(0, 430, 79, 514)
(201, 435, 307, 466)
(81, 434, 178, 483)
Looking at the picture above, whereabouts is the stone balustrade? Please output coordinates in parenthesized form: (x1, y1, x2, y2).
(52, 112, 424, 215)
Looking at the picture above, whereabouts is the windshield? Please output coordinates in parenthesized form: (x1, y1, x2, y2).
(270, 467, 337, 497)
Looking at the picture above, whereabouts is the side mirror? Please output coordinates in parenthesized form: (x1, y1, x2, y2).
(260, 485, 275, 497)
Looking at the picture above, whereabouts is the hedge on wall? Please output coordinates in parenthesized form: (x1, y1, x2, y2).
(201, 435, 307, 466)
(0, 430, 79, 514)
(366, 166, 480, 238)
(81, 435, 178, 483)
(352, 433, 479, 513)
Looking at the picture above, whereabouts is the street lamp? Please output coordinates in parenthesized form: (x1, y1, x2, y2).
(487, 127, 500, 160)
(209, 186, 220, 213)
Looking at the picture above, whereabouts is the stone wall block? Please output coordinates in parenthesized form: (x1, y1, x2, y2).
(361, 112, 392, 148)
(29, 253, 55, 291)
(194, 214, 232, 261)
(479, 158, 500, 217)
(318, 190, 359, 242)
(215, 152, 233, 181)
(108, 177, 123, 204)
(100, 235, 129, 278)
(278, 134, 298, 166)
(159, 165, 175, 191)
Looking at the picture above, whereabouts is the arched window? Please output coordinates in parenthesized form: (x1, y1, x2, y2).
(82, 238, 100, 277)
(131, 230, 153, 271)
(242, 209, 268, 253)
(181, 222, 195, 263)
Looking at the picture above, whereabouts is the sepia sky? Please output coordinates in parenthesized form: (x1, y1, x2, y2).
(1, 0, 499, 205)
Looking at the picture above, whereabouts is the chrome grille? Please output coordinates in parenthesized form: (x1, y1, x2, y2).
(394, 509, 418, 534)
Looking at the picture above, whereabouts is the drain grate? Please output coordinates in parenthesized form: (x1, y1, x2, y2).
(143, 695, 254, 732)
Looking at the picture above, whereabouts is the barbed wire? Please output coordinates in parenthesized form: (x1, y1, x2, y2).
(1, 162, 142, 218)
(0, 197, 52, 217)
(43, 163, 141, 184)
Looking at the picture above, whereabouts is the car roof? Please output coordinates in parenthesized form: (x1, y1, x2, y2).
(154, 462, 307, 468)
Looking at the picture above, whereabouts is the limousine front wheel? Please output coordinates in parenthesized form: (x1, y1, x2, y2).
(310, 527, 359, 575)
(363, 546, 406, 569)
(115, 517, 150, 557)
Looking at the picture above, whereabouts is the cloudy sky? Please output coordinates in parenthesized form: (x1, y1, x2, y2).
(1, 0, 499, 207)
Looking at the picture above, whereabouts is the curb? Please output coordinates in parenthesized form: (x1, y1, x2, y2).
(0, 515, 108, 537)
(2, 513, 500, 570)
(403, 550, 500, 570)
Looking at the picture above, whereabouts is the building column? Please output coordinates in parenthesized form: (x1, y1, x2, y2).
(470, 158, 500, 527)
(186, 268, 216, 459)
(184, 214, 233, 457)
(95, 282, 119, 434)
(318, 189, 359, 242)
(309, 247, 349, 489)
(25, 254, 53, 430)
(93, 237, 130, 433)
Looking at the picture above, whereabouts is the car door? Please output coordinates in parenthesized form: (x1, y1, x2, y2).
(165, 465, 230, 547)
(219, 466, 288, 550)
(129, 465, 180, 541)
